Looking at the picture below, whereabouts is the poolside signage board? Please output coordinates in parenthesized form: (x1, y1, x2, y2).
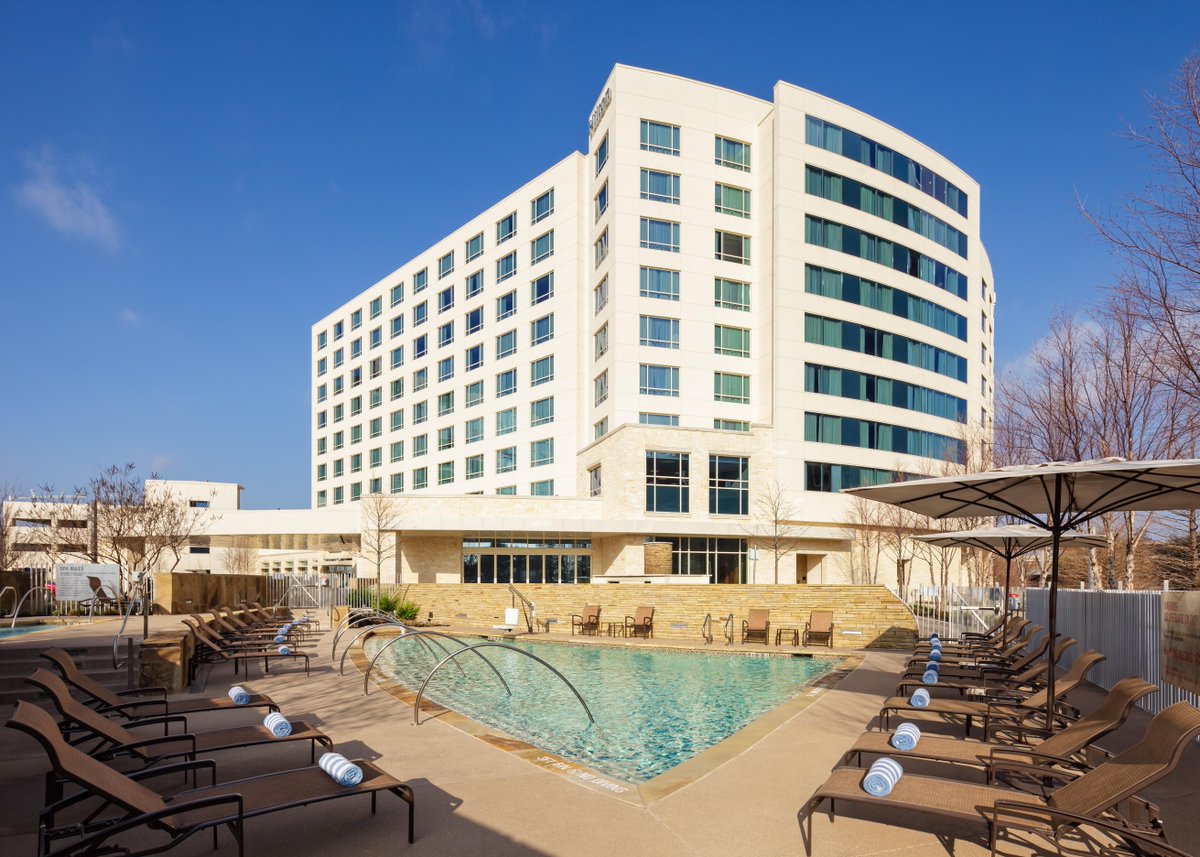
(1161, 590, 1200, 696)
(54, 564, 121, 602)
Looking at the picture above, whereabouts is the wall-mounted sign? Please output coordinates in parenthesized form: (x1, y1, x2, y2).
(54, 563, 121, 602)
(1162, 590, 1200, 696)
(588, 88, 611, 137)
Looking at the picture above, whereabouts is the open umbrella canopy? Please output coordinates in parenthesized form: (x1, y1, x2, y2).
(912, 524, 1107, 557)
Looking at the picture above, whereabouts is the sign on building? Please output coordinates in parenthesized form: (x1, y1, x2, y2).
(1161, 590, 1200, 696)
(54, 564, 122, 602)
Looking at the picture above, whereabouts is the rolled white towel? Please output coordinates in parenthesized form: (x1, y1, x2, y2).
(890, 722, 921, 751)
(928, 650, 942, 662)
(921, 669, 938, 685)
(228, 685, 250, 706)
(318, 752, 363, 787)
(909, 688, 931, 708)
(277, 644, 291, 655)
(861, 757, 903, 796)
(273, 634, 287, 645)
(264, 712, 292, 738)
(278, 625, 291, 636)
(929, 632, 939, 642)
(300, 616, 310, 624)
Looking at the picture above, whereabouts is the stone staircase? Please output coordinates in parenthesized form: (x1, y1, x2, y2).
(0, 643, 139, 709)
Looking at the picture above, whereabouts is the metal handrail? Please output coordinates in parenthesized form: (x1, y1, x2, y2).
(507, 584, 535, 633)
(412, 641, 593, 726)
(337, 620, 454, 675)
(701, 612, 713, 645)
(331, 610, 393, 658)
(112, 577, 149, 669)
(10, 586, 54, 629)
(0, 586, 15, 617)
(722, 613, 734, 646)
(363, 629, 511, 697)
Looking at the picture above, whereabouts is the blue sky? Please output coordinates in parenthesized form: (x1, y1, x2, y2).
(2, 1, 1198, 508)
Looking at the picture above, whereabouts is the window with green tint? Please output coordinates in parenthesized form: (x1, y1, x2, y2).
(350, 482, 362, 501)
(413, 467, 427, 490)
(805, 461, 916, 493)
(531, 313, 554, 346)
(317, 357, 327, 376)
(316, 490, 327, 507)
(530, 479, 554, 496)
(496, 329, 517, 358)
(438, 321, 453, 348)
(370, 477, 383, 495)
(640, 267, 679, 301)
(317, 437, 327, 455)
(496, 212, 517, 244)
(465, 307, 483, 335)
(594, 325, 608, 360)
(805, 362, 966, 422)
(438, 357, 454, 382)
(709, 455, 749, 515)
(370, 297, 382, 319)
(391, 379, 404, 401)
(413, 434, 428, 456)
(640, 169, 680, 204)
(496, 485, 516, 495)
(496, 290, 516, 320)
(333, 348, 344, 367)
(390, 472, 404, 493)
(333, 430, 344, 449)
(413, 302, 427, 326)
(332, 486, 343, 504)
(391, 284, 404, 306)
(496, 446, 517, 473)
(715, 230, 750, 264)
(715, 135, 750, 171)
(713, 277, 749, 311)
(715, 183, 750, 218)
(640, 316, 679, 349)
(639, 412, 679, 426)
(466, 454, 484, 480)
(804, 313, 967, 382)
(531, 189, 554, 224)
(438, 251, 454, 279)
(531, 230, 554, 265)
(317, 384, 327, 403)
(496, 407, 517, 435)
(465, 417, 484, 443)
(594, 133, 608, 174)
(466, 232, 484, 262)
(805, 264, 966, 341)
(593, 276, 608, 314)
(496, 369, 517, 397)
(350, 453, 362, 473)
(593, 371, 608, 405)
(530, 355, 553, 386)
(350, 425, 362, 444)
(413, 367, 427, 391)
(531, 396, 554, 426)
(594, 228, 609, 267)
(714, 325, 750, 357)
(370, 387, 383, 409)
(531, 272, 553, 305)
(640, 218, 679, 252)
(714, 419, 749, 432)
(594, 418, 608, 438)
(370, 447, 382, 468)
(390, 441, 404, 463)
(639, 364, 679, 397)
(333, 459, 345, 477)
(465, 380, 484, 407)
(437, 392, 454, 417)
(369, 417, 382, 438)
(646, 451, 689, 512)
(530, 438, 554, 467)
(351, 309, 362, 330)
(317, 463, 327, 482)
(714, 372, 749, 403)
(594, 181, 608, 221)
(640, 120, 680, 155)
(804, 412, 965, 463)
(465, 343, 483, 371)
(438, 426, 454, 450)
(390, 409, 404, 431)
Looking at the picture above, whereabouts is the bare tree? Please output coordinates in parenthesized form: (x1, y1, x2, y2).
(359, 493, 406, 595)
(846, 494, 887, 585)
(745, 479, 805, 583)
(0, 483, 28, 572)
(879, 503, 925, 593)
(219, 541, 260, 575)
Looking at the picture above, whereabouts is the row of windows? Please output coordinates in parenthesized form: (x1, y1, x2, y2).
(613, 317, 751, 356)
(645, 452, 749, 515)
(806, 215, 968, 300)
(805, 116, 968, 217)
(631, 365, 751, 403)
(463, 552, 590, 585)
(806, 166, 967, 258)
(804, 363, 967, 423)
(316, 477, 555, 506)
(638, 168, 752, 219)
(804, 412, 965, 463)
(631, 220, 752, 265)
(804, 462, 917, 493)
(805, 264, 966, 341)
(594, 123, 750, 175)
(804, 314, 967, 382)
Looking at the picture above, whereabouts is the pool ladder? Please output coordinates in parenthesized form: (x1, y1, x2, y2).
(701, 612, 734, 646)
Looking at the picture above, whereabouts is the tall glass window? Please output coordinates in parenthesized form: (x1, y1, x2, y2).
(531, 396, 554, 427)
(531, 189, 554, 223)
(804, 412, 965, 462)
(465, 232, 484, 262)
(496, 445, 517, 473)
(805, 264, 967, 341)
(715, 230, 750, 264)
(640, 267, 680, 301)
(531, 314, 554, 346)
(496, 290, 516, 320)
(465, 270, 483, 299)
(714, 136, 750, 171)
(640, 120, 680, 155)
(804, 313, 968, 382)
(496, 328, 517, 358)
(530, 438, 554, 466)
(531, 230, 554, 265)
(714, 325, 750, 357)
(496, 369, 517, 397)
(496, 407, 517, 435)
(496, 212, 517, 244)
(465, 454, 484, 480)
(715, 183, 750, 218)
(640, 169, 680, 204)
(496, 251, 517, 283)
(714, 277, 750, 311)
(646, 451, 689, 512)
(640, 218, 680, 252)
(531, 272, 554, 305)
(639, 364, 679, 397)
(530, 355, 553, 386)
(639, 315, 679, 349)
(438, 251, 454, 279)
(709, 455, 749, 515)
(465, 417, 484, 443)
(594, 133, 608, 174)
(714, 372, 750, 403)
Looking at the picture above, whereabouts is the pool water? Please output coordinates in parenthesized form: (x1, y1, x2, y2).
(364, 637, 843, 782)
(0, 625, 53, 639)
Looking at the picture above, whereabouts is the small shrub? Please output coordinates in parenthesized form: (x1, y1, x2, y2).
(395, 601, 420, 622)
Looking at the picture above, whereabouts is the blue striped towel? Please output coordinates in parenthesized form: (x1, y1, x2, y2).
(921, 669, 938, 685)
(928, 649, 942, 662)
(264, 712, 292, 737)
(926, 660, 939, 672)
(929, 633, 939, 642)
(228, 685, 250, 706)
(300, 616, 310, 624)
(890, 722, 921, 751)
(278, 625, 291, 635)
(909, 688, 930, 708)
(861, 757, 903, 796)
(273, 634, 286, 645)
(318, 752, 363, 787)
(277, 644, 291, 655)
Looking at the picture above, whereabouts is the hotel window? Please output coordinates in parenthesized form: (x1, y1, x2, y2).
(412, 400, 428, 424)
(317, 384, 327, 403)
(496, 290, 517, 320)
(438, 251, 454, 279)
(414, 334, 428, 359)
(413, 434, 428, 457)
(640, 120, 680, 156)
(369, 477, 381, 496)
(496, 407, 517, 435)
(466, 232, 484, 262)
(497, 211, 517, 244)
(351, 482, 362, 501)
(413, 467, 427, 490)
(391, 316, 404, 338)
(413, 367, 428, 391)
(370, 297, 382, 319)
(369, 387, 382, 408)
(714, 372, 750, 403)
(369, 417, 382, 439)
(531, 189, 554, 224)
(640, 218, 679, 252)
(317, 436, 327, 455)
(317, 411, 328, 429)
(530, 438, 554, 467)
(466, 454, 484, 480)
(390, 409, 404, 432)
(317, 357, 327, 376)
(438, 321, 454, 348)
(531, 396, 554, 427)
(496, 328, 517, 358)
(593, 276, 609, 314)
(709, 455, 749, 515)
(531, 479, 554, 496)
(531, 314, 554, 346)
(413, 268, 428, 293)
(333, 430, 344, 449)
(594, 228, 609, 267)
(589, 466, 602, 497)
(369, 446, 382, 468)
(390, 379, 404, 400)
(390, 346, 404, 370)
(350, 396, 362, 417)
(531, 230, 554, 265)
(465, 416, 484, 443)
(333, 348, 344, 368)
(531, 355, 554, 386)
(640, 315, 679, 349)
(714, 419, 749, 432)
(715, 277, 750, 311)
(390, 283, 404, 306)
(390, 473, 404, 493)
(413, 301, 428, 327)
(640, 169, 680, 204)
(646, 451, 689, 512)
(350, 425, 362, 444)
(350, 453, 362, 473)
(496, 485, 516, 495)
(438, 286, 454, 314)
(640, 364, 679, 397)
(438, 425, 454, 450)
(594, 133, 608, 174)
(714, 325, 750, 357)
(465, 307, 483, 336)
(497, 251, 517, 283)
(496, 446, 517, 473)
(497, 368, 517, 397)
(594, 181, 608, 222)
(640, 267, 679, 301)
(715, 136, 751, 171)
(593, 371, 608, 405)
(437, 356, 454, 382)
(333, 376, 344, 395)
(715, 183, 750, 218)
(333, 486, 344, 504)
(437, 392, 454, 417)
(369, 357, 382, 379)
(531, 272, 553, 305)
(333, 459, 345, 477)
(594, 417, 608, 438)
(351, 309, 362, 330)
(640, 412, 679, 426)
(317, 490, 327, 507)
(334, 320, 344, 340)
(465, 380, 484, 407)
(715, 230, 750, 264)
(594, 324, 608, 360)
(350, 367, 362, 388)
(350, 338, 362, 359)
(317, 331, 328, 350)
(465, 270, 484, 300)
(465, 343, 484, 371)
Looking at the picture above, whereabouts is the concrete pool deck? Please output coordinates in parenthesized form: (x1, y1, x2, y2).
(1, 620, 1197, 857)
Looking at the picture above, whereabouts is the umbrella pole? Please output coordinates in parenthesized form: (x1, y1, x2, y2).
(1046, 476, 1063, 732)
(1001, 554, 1013, 648)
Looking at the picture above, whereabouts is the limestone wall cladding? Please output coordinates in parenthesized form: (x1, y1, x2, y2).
(399, 537, 462, 584)
(152, 572, 272, 614)
(397, 583, 914, 649)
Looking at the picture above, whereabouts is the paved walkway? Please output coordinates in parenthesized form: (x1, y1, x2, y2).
(0, 621, 1196, 857)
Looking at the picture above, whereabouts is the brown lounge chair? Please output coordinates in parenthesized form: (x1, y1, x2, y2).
(803, 611, 834, 648)
(571, 604, 601, 636)
(900, 632, 1056, 683)
(895, 638, 1076, 698)
(909, 623, 1043, 664)
(877, 650, 1107, 735)
(741, 609, 770, 645)
(41, 648, 278, 721)
(801, 701, 1200, 856)
(841, 677, 1157, 773)
(184, 618, 313, 677)
(7, 701, 415, 856)
(624, 606, 655, 639)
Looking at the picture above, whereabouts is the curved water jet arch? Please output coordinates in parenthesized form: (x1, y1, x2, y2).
(412, 642, 593, 726)
(363, 630, 512, 698)
(332, 611, 394, 658)
(338, 621, 459, 676)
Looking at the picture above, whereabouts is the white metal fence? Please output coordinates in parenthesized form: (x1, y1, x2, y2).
(1025, 588, 1200, 716)
(903, 585, 1016, 640)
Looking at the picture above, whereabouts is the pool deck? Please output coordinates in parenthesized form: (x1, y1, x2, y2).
(1, 617, 1197, 857)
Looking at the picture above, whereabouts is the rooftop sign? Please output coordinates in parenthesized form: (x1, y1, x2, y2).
(588, 88, 611, 137)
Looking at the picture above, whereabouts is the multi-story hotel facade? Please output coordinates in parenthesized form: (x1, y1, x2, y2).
(307, 65, 994, 588)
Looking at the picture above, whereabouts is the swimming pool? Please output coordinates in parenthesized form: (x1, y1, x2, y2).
(363, 637, 843, 783)
(0, 625, 54, 639)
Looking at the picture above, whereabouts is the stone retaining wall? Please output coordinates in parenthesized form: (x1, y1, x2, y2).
(152, 572, 272, 614)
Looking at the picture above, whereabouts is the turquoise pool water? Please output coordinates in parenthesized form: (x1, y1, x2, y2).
(0, 625, 53, 639)
(364, 637, 843, 783)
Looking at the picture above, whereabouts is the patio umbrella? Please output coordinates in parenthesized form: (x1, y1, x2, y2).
(847, 457, 1200, 729)
(912, 525, 1106, 646)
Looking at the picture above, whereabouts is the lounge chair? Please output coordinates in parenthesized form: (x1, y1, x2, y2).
(909, 623, 1043, 663)
(624, 606, 655, 639)
(877, 650, 1106, 735)
(571, 604, 601, 636)
(6, 701, 415, 855)
(185, 619, 313, 677)
(900, 632, 1058, 683)
(41, 648, 278, 721)
(803, 611, 834, 648)
(741, 609, 770, 645)
(895, 638, 1076, 697)
(801, 701, 1200, 856)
